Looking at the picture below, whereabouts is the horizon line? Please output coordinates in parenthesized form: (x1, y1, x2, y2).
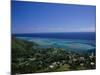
(12, 31, 95, 34)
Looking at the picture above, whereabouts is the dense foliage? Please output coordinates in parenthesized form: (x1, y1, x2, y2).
(12, 37, 96, 74)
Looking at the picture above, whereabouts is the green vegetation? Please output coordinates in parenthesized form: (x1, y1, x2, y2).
(12, 37, 96, 74)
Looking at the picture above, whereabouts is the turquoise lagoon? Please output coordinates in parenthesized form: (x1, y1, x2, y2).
(17, 37, 95, 52)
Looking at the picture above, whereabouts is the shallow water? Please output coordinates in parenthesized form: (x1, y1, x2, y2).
(17, 37, 95, 52)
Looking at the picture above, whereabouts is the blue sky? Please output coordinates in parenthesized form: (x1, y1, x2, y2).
(12, 1, 96, 33)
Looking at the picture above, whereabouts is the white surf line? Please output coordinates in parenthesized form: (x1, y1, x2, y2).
(15, 0, 96, 6)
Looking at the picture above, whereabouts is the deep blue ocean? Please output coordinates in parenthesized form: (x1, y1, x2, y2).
(13, 32, 96, 53)
(13, 32, 95, 40)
